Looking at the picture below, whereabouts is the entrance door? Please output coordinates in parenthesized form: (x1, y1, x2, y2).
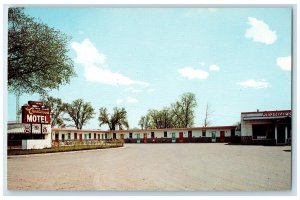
(143, 133, 147, 143)
(55, 133, 59, 142)
(179, 132, 183, 143)
(137, 133, 140, 143)
(120, 134, 124, 140)
(212, 131, 216, 142)
(220, 131, 225, 142)
(84, 134, 87, 144)
(172, 133, 176, 143)
(79, 134, 82, 142)
(277, 125, 286, 144)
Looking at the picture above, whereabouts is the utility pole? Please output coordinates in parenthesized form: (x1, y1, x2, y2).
(16, 92, 20, 123)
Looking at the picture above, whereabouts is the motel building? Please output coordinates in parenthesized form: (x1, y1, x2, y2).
(51, 126, 239, 145)
(240, 110, 292, 145)
(7, 108, 292, 149)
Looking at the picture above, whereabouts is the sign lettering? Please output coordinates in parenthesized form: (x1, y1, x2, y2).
(262, 111, 291, 117)
(22, 101, 51, 124)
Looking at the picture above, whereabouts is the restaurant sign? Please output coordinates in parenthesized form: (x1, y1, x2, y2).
(22, 101, 50, 124)
(262, 110, 291, 117)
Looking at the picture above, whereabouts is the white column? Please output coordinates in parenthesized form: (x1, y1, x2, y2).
(275, 125, 277, 144)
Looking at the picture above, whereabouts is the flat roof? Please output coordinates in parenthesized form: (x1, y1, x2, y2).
(241, 110, 291, 114)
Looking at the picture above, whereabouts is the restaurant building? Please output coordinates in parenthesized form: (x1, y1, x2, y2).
(240, 110, 291, 145)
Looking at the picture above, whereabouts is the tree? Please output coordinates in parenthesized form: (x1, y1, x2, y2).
(138, 114, 151, 130)
(41, 95, 66, 128)
(203, 103, 213, 127)
(99, 107, 129, 130)
(147, 108, 174, 129)
(171, 92, 197, 128)
(65, 99, 95, 129)
(8, 8, 76, 95)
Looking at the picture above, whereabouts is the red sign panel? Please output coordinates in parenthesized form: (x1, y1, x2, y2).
(22, 102, 51, 124)
(28, 101, 44, 107)
(262, 110, 291, 117)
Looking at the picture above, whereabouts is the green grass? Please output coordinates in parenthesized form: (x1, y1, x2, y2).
(7, 142, 124, 156)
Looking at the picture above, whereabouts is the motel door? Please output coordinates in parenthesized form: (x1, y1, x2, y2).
(220, 131, 225, 142)
(144, 133, 147, 143)
(79, 134, 82, 142)
(212, 131, 216, 142)
(120, 134, 124, 140)
(179, 132, 183, 143)
(55, 133, 59, 142)
(172, 133, 176, 143)
(84, 134, 87, 143)
(137, 133, 140, 143)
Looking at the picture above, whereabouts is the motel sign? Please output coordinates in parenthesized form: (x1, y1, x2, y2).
(22, 101, 50, 124)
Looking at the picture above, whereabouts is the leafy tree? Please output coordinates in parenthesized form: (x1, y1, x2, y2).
(171, 92, 197, 128)
(41, 95, 67, 128)
(8, 7, 76, 95)
(99, 107, 129, 130)
(138, 113, 152, 129)
(139, 93, 197, 129)
(65, 99, 95, 129)
(147, 108, 174, 129)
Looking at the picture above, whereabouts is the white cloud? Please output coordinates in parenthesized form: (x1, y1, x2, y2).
(237, 80, 271, 89)
(245, 17, 277, 45)
(71, 39, 149, 87)
(276, 56, 291, 71)
(116, 99, 124, 105)
(124, 87, 143, 93)
(209, 64, 220, 71)
(71, 39, 106, 66)
(126, 96, 138, 103)
(116, 96, 138, 105)
(199, 62, 206, 66)
(147, 88, 155, 92)
(178, 66, 209, 80)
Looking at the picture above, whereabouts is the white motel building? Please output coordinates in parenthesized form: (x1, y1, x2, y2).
(7, 109, 292, 149)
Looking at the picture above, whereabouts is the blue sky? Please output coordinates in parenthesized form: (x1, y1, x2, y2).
(7, 7, 292, 130)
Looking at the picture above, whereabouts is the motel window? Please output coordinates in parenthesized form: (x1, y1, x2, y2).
(252, 124, 274, 139)
(202, 131, 206, 137)
(68, 133, 71, 140)
(105, 133, 108, 139)
(188, 131, 192, 138)
(74, 133, 77, 140)
(94, 133, 96, 139)
(164, 131, 167, 138)
(129, 133, 132, 139)
(62, 134, 65, 142)
(151, 132, 155, 138)
(89, 133, 91, 139)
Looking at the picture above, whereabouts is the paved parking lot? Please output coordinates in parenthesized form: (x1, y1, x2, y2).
(7, 143, 291, 191)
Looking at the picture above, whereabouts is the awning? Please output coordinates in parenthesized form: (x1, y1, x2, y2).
(243, 116, 291, 121)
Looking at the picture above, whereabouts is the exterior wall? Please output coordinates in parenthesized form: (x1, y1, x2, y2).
(240, 110, 291, 145)
(22, 133, 52, 149)
(51, 126, 237, 145)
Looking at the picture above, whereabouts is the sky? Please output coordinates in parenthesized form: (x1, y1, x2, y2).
(7, 7, 292, 130)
